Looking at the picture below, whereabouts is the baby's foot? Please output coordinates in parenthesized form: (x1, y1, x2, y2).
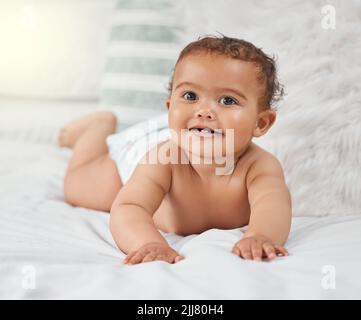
(58, 111, 117, 148)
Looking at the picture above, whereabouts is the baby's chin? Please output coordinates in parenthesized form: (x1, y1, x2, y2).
(169, 139, 237, 175)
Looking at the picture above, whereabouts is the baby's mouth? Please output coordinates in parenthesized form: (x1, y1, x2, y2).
(187, 127, 223, 137)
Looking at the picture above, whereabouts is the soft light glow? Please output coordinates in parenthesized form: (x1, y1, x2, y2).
(20, 4, 37, 31)
(0, 0, 111, 98)
(0, 1, 68, 96)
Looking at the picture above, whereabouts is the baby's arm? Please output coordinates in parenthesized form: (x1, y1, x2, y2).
(233, 154, 292, 261)
(110, 146, 182, 264)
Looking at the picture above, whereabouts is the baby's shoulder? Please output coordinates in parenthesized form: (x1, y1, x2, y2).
(244, 143, 285, 181)
(140, 139, 172, 166)
(247, 142, 279, 161)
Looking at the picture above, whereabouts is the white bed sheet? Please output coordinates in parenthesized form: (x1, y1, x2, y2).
(0, 102, 361, 300)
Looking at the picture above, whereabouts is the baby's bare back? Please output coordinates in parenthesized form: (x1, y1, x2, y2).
(153, 142, 263, 235)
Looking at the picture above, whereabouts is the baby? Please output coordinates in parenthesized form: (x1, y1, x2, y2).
(59, 35, 292, 265)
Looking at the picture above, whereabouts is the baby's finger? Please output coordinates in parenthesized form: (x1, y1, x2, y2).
(174, 255, 184, 263)
(155, 253, 174, 264)
(123, 251, 136, 264)
(251, 241, 263, 261)
(241, 249, 253, 260)
(239, 243, 252, 260)
(142, 252, 157, 263)
(232, 246, 241, 255)
(262, 242, 276, 260)
(275, 245, 289, 257)
(151, 253, 170, 263)
(127, 251, 145, 265)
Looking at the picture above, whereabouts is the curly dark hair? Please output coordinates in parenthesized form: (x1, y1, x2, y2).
(167, 34, 285, 110)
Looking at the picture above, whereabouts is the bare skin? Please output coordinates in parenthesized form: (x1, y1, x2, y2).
(60, 53, 292, 265)
(60, 111, 123, 212)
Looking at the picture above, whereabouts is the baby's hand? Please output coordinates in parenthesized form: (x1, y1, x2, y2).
(232, 234, 289, 261)
(123, 242, 184, 265)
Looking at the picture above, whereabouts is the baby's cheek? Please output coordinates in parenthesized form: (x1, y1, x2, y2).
(226, 126, 253, 148)
(169, 104, 182, 115)
(168, 108, 184, 128)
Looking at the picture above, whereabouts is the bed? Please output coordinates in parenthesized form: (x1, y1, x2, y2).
(1, 99, 360, 300)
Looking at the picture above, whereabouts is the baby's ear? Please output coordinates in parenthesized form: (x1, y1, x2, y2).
(253, 109, 276, 137)
(166, 99, 171, 110)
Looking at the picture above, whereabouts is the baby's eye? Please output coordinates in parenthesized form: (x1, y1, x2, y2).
(219, 96, 238, 106)
(182, 91, 198, 101)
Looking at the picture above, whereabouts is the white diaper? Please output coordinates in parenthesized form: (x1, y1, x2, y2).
(106, 113, 170, 184)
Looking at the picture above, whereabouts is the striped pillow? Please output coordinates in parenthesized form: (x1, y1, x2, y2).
(99, 0, 183, 128)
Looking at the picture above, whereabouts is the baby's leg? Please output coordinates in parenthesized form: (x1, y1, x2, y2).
(60, 111, 122, 212)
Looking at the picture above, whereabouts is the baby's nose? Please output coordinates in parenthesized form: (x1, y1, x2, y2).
(195, 108, 215, 120)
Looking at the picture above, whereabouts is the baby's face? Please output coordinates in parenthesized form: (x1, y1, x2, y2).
(166, 53, 267, 158)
